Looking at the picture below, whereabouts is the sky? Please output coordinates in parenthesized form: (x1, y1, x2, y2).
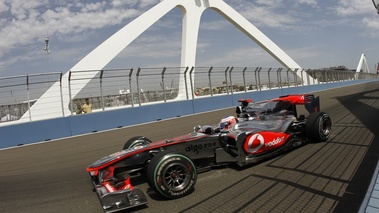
(0, 0, 379, 78)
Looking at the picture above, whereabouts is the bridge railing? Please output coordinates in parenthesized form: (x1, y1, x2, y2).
(0, 66, 377, 122)
(0, 72, 63, 122)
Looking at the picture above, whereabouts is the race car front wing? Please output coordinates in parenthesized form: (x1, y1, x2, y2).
(91, 178, 148, 213)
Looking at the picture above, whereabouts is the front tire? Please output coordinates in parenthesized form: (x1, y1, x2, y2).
(123, 136, 152, 150)
(147, 151, 197, 199)
(305, 112, 332, 142)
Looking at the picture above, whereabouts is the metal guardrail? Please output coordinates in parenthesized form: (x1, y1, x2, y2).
(0, 66, 377, 122)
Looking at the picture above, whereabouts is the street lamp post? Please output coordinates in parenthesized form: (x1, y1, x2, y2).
(44, 36, 51, 84)
(44, 36, 51, 69)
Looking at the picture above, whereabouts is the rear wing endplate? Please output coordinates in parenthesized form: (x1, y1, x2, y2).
(304, 95, 320, 113)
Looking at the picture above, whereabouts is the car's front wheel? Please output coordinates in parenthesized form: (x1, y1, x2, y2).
(305, 112, 332, 142)
(146, 151, 197, 199)
(123, 136, 152, 150)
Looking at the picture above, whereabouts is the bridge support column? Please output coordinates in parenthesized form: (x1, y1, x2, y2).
(21, 0, 307, 121)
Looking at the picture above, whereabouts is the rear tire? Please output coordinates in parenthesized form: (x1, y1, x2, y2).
(147, 151, 197, 199)
(305, 112, 332, 142)
(123, 136, 152, 150)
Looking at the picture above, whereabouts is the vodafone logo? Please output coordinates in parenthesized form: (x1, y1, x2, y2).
(246, 134, 264, 153)
(245, 133, 288, 154)
(266, 136, 285, 147)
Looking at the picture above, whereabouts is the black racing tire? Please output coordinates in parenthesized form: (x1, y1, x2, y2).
(123, 136, 152, 150)
(146, 151, 197, 199)
(305, 112, 332, 142)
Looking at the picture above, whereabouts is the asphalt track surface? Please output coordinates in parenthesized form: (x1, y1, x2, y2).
(1, 81, 379, 213)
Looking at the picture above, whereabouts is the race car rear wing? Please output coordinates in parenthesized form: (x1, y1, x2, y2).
(236, 99, 252, 116)
(276, 94, 320, 113)
(236, 94, 320, 118)
(303, 95, 320, 113)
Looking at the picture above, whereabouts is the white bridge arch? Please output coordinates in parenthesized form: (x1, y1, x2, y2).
(356, 54, 370, 73)
(22, 0, 306, 121)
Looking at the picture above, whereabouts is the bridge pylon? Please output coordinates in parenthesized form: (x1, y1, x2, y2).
(21, 0, 306, 121)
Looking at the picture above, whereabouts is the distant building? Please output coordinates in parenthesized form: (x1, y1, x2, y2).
(308, 66, 354, 82)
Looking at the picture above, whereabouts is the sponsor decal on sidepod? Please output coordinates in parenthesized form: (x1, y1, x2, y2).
(245, 133, 287, 154)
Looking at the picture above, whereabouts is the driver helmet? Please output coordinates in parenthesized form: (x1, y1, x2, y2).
(219, 116, 238, 130)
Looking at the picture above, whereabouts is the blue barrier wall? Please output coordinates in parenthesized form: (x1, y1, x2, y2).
(0, 79, 377, 149)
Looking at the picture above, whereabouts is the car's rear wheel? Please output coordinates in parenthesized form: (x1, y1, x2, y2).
(123, 136, 152, 150)
(147, 151, 197, 199)
(305, 112, 332, 142)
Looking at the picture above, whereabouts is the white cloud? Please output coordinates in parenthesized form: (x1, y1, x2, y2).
(335, 0, 373, 16)
(226, 0, 311, 30)
(254, 0, 282, 7)
(0, 1, 9, 13)
(332, 0, 379, 39)
(138, 0, 160, 9)
(0, 0, 151, 58)
(297, 0, 317, 6)
(1, 0, 379, 77)
(362, 16, 379, 32)
(81, 2, 106, 12)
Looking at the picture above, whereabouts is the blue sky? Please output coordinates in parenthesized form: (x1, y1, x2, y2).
(0, 0, 379, 77)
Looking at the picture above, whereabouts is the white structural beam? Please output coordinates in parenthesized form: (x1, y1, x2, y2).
(21, 0, 306, 121)
(356, 53, 370, 73)
(177, 2, 206, 97)
(21, 0, 180, 121)
(209, 1, 303, 70)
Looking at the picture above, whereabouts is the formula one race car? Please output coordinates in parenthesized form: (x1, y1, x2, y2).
(86, 94, 331, 212)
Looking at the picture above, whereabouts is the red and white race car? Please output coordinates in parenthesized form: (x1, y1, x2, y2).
(86, 94, 331, 212)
